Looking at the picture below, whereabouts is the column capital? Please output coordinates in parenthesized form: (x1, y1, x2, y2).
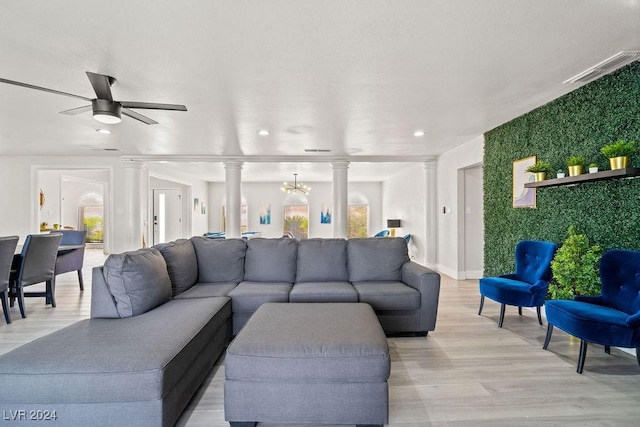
(121, 160, 147, 170)
(224, 161, 244, 170)
(422, 161, 437, 170)
(331, 161, 350, 170)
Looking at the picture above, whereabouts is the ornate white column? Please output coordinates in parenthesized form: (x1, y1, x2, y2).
(331, 161, 349, 238)
(120, 160, 148, 251)
(423, 161, 437, 268)
(224, 161, 243, 238)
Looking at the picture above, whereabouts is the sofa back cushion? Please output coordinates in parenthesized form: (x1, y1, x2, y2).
(190, 236, 246, 283)
(153, 239, 198, 296)
(296, 238, 348, 282)
(348, 238, 409, 282)
(245, 238, 298, 283)
(103, 248, 172, 318)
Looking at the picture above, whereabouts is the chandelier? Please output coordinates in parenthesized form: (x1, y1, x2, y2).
(281, 173, 311, 195)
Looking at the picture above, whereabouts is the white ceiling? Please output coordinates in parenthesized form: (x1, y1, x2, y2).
(1, 1, 639, 182)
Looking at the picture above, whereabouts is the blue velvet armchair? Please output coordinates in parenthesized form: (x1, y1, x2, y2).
(478, 240, 558, 327)
(544, 249, 640, 373)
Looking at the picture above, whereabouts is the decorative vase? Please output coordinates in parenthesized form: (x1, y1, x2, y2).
(534, 172, 546, 182)
(568, 165, 583, 176)
(589, 167, 598, 174)
(609, 156, 628, 170)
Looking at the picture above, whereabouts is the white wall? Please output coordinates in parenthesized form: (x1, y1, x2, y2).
(436, 135, 484, 279)
(147, 165, 210, 238)
(381, 164, 426, 263)
(208, 181, 382, 238)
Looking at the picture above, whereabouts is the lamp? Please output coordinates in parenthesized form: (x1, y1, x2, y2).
(92, 99, 122, 124)
(387, 219, 401, 237)
(281, 173, 311, 195)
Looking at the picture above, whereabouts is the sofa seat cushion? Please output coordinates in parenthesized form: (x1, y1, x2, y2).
(244, 238, 298, 283)
(226, 303, 389, 383)
(228, 281, 292, 312)
(191, 237, 246, 283)
(173, 282, 238, 299)
(296, 238, 348, 282)
(103, 248, 172, 318)
(0, 297, 231, 404)
(153, 239, 198, 296)
(353, 282, 421, 311)
(289, 282, 358, 303)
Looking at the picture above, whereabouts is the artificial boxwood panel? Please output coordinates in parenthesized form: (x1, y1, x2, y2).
(483, 62, 640, 276)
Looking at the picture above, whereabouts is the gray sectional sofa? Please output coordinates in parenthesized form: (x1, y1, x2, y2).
(0, 237, 440, 426)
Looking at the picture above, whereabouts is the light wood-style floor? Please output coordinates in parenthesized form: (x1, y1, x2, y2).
(2, 249, 640, 426)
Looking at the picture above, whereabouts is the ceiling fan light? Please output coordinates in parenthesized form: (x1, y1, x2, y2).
(92, 99, 122, 124)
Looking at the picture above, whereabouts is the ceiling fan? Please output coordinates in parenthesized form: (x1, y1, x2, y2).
(0, 71, 187, 125)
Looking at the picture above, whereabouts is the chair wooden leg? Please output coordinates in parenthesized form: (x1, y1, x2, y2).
(604, 345, 611, 354)
(636, 348, 640, 368)
(577, 340, 588, 374)
(536, 306, 543, 325)
(543, 324, 553, 349)
(47, 280, 56, 308)
(518, 306, 522, 316)
(77, 269, 84, 291)
(478, 295, 485, 315)
(17, 287, 26, 318)
(498, 304, 506, 328)
(0, 290, 11, 324)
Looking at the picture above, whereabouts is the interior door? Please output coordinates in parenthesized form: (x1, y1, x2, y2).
(153, 189, 183, 245)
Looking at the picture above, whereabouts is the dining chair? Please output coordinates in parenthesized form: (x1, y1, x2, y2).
(10, 233, 62, 318)
(0, 236, 19, 324)
(51, 230, 87, 291)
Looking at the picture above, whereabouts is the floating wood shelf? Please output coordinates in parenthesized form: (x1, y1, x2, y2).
(524, 168, 640, 188)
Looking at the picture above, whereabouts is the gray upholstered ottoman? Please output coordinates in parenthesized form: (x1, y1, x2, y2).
(224, 303, 390, 427)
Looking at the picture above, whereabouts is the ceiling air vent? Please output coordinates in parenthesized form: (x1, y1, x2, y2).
(564, 51, 640, 84)
(304, 148, 331, 153)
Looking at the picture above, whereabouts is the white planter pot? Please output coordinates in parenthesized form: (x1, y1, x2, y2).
(589, 167, 598, 174)
(557, 173, 566, 178)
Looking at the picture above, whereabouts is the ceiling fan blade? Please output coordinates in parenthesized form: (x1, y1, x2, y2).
(120, 101, 187, 111)
(122, 108, 158, 125)
(59, 105, 92, 115)
(86, 71, 114, 101)
(0, 77, 91, 101)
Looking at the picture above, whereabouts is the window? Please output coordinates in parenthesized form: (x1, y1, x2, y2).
(221, 195, 248, 233)
(348, 192, 369, 238)
(283, 193, 309, 239)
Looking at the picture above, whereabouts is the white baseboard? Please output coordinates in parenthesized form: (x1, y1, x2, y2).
(436, 264, 464, 280)
(465, 270, 483, 279)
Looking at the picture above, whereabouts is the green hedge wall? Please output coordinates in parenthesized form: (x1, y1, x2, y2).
(483, 62, 640, 276)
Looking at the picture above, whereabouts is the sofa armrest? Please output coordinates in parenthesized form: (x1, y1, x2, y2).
(626, 311, 640, 328)
(401, 261, 441, 332)
(90, 266, 120, 318)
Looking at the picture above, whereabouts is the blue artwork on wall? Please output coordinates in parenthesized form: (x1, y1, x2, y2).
(259, 203, 271, 225)
(321, 204, 331, 224)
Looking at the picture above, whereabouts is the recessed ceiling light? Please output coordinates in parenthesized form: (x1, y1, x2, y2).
(413, 130, 425, 137)
(257, 129, 270, 136)
(96, 129, 112, 134)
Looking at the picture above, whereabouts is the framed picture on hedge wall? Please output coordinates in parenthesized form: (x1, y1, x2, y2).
(513, 156, 536, 208)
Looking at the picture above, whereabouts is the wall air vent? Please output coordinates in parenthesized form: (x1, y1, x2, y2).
(88, 147, 120, 151)
(564, 51, 640, 84)
(304, 148, 331, 153)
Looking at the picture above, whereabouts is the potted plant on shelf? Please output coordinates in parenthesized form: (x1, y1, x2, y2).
(567, 156, 585, 176)
(556, 169, 565, 178)
(525, 160, 552, 182)
(588, 163, 598, 173)
(600, 139, 636, 170)
(549, 225, 602, 300)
